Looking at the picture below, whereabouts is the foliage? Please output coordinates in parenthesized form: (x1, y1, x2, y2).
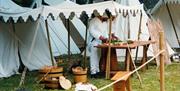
(12, 0, 33, 7)
(140, 0, 160, 9)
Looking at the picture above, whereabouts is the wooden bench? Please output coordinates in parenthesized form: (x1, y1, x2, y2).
(111, 71, 131, 91)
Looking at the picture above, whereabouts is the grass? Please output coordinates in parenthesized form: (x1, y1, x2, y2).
(0, 62, 180, 91)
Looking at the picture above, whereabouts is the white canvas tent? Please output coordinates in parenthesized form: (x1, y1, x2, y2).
(0, 0, 52, 77)
(41, 0, 82, 56)
(149, 0, 180, 48)
(0, 0, 175, 77)
(0, 0, 84, 77)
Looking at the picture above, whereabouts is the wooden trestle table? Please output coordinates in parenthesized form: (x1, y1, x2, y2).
(95, 41, 156, 73)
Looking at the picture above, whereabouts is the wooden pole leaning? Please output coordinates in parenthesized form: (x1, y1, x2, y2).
(133, 11, 143, 87)
(45, 20, 55, 66)
(106, 16, 112, 79)
(67, 18, 71, 61)
(159, 31, 165, 91)
(83, 19, 89, 68)
(134, 11, 142, 66)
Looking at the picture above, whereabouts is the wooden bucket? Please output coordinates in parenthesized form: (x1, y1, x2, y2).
(44, 78, 60, 89)
(44, 76, 72, 90)
(72, 67, 87, 83)
(38, 66, 63, 83)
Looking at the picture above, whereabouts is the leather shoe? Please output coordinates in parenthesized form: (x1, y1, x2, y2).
(91, 74, 98, 78)
(91, 72, 105, 78)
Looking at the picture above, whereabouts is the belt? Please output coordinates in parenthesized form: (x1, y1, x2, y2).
(91, 37, 95, 42)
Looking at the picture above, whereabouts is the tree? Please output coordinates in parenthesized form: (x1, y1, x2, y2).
(139, 0, 159, 9)
(12, 0, 33, 7)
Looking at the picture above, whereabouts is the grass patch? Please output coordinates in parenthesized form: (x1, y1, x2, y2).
(0, 62, 180, 91)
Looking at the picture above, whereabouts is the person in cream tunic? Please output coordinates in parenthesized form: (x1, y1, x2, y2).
(88, 11, 118, 77)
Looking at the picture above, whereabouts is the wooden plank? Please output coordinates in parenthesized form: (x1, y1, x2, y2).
(111, 71, 132, 91)
(111, 71, 130, 81)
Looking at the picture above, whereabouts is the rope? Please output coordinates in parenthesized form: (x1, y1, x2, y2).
(48, 20, 70, 50)
(48, 23, 65, 54)
(97, 49, 165, 91)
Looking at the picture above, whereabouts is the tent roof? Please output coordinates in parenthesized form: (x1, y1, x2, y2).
(149, 0, 180, 14)
(42, 1, 144, 19)
(0, 0, 144, 22)
(0, 0, 41, 22)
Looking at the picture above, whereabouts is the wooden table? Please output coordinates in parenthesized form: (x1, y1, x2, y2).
(95, 41, 155, 72)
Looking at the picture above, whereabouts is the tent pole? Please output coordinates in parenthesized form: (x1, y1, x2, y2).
(134, 12, 142, 64)
(67, 19, 71, 61)
(159, 31, 165, 91)
(106, 16, 112, 79)
(10, 20, 28, 88)
(83, 18, 89, 68)
(166, 3, 180, 47)
(127, 15, 130, 39)
(134, 12, 143, 87)
(45, 20, 55, 66)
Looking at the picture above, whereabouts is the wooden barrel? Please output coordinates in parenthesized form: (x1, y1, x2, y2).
(44, 78, 61, 89)
(38, 66, 63, 83)
(72, 67, 87, 83)
(44, 76, 72, 90)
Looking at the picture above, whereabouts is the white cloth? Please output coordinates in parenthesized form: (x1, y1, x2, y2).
(75, 82, 97, 91)
(88, 17, 117, 74)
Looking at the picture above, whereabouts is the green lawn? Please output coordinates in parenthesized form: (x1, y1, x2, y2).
(0, 63, 179, 91)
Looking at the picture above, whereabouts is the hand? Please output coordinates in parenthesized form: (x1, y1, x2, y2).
(99, 36, 107, 43)
(112, 34, 118, 40)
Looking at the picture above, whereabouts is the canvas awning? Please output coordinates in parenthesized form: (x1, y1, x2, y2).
(0, 0, 144, 22)
(42, 1, 143, 19)
(0, 0, 41, 22)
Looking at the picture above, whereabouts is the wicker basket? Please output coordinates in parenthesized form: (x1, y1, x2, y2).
(72, 67, 88, 83)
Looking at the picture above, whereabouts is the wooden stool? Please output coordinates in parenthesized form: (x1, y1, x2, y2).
(111, 71, 131, 91)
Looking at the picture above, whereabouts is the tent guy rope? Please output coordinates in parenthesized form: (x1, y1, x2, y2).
(97, 49, 165, 91)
